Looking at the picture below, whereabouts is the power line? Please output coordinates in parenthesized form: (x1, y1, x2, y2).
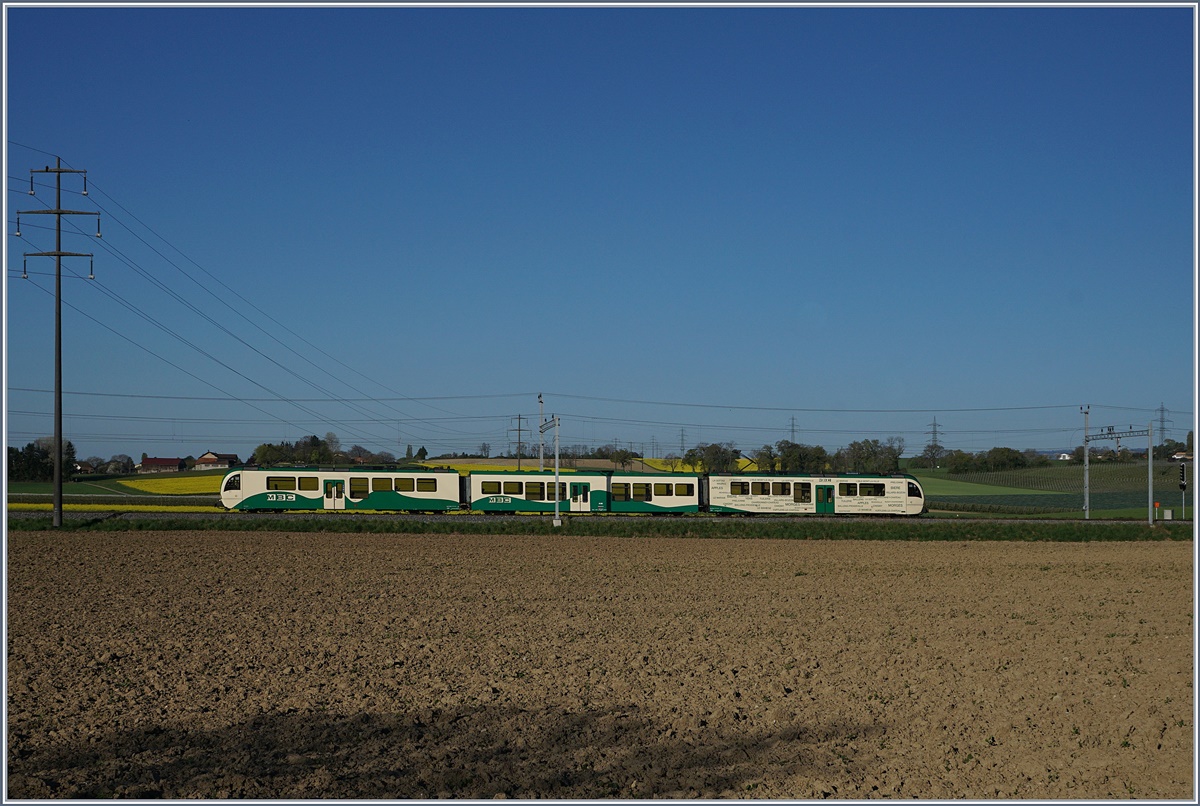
(10, 142, 488, 446)
(545, 392, 1084, 415)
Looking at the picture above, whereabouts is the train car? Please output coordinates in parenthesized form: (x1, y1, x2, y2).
(608, 471, 702, 514)
(706, 473, 925, 516)
(467, 470, 611, 513)
(219, 466, 461, 512)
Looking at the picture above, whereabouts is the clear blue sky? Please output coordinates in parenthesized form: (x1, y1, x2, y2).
(4, 3, 1196, 463)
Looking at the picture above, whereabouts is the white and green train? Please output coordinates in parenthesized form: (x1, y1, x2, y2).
(706, 473, 926, 516)
(221, 466, 924, 516)
(219, 467, 461, 512)
(465, 471, 702, 514)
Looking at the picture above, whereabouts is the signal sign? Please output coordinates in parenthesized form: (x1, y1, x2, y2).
(1181, 463, 1188, 492)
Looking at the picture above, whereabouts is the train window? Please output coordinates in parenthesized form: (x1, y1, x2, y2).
(480, 481, 501, 495)
(730, 481, 749, 495)
(632, 483, 652, 501)
(550, 483, 566, 501)
(795, 482, 812, 504)
(675, 483, 694, 497)
(526, 482, 545, 500)
(298, 476, 319, 491)
(860, 483, 885, 497)
(653, 483, 673, 496)
(223, 474, 241, 492)
(417, 478, 438, 493)
(908, 482, 923, 498)
(266, 476, 296, 491)
(373, 477, 393, 492)
(772, 482, 790, 496)
(503, 481, 523, 496)
(349, 478, 370, 499)
(751, 482, 770, 495)
(839, 483, 858, 497)
(397, 477, 416, 492)
(611, 483, 629, 502)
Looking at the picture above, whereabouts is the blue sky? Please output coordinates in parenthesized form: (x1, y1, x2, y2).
(4, 3, 1196, 463)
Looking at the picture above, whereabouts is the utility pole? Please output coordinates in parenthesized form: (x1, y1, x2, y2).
(538, 394, 545, 471)
(541, 416, 561, 527)
(510, 414, 527, 471)
(1082, 416, 1153, 525)
(925, 417, 944, 466)
(1082, 405, 1089, 519)
(16, 158, 101, 528)
(790, 416, 797, 442)
(1157, 403, 1171, 446)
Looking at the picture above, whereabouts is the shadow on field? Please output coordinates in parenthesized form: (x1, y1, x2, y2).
(8, 704, 880, 798)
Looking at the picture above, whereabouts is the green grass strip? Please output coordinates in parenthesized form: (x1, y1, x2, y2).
(6, 512, 1191, 541)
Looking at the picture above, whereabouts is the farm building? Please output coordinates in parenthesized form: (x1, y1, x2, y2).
(194, 451, 241, 470)
(137, 457, 186, 474)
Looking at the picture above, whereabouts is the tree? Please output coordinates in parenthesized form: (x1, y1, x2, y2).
(479, 442, 491, 459)
(698, 442, 739, 474)
(775, 440, 828, 474)
(837, 438, 903, 474)
(305, 435, 333, 464)
(348, 444, 373, 462)
(107, 454, 134, 474)
(610, 449, 636, 470)
(662, 453, 682, 472)
(752, 444, 777, 473)
(324, 432, 341, 456)
(415, 446, 428, 461)
(917, 439, 946, 470)
(253, 441, 291, 466)
(8, 438, 76, 481)
(982, 446, 1025, 471)
(7, 447, 24, 481)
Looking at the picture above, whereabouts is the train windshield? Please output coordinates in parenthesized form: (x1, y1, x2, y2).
(907, 482, 922, 498)
(223, 473, 241, 492)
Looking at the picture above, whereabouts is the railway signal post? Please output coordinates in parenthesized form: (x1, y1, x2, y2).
(1181, 462, 1188, 520)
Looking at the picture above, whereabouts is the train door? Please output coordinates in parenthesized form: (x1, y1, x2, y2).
(569, 481, 591, 512)
(324, 479, 346, 510)
(816, 485, 835, 514)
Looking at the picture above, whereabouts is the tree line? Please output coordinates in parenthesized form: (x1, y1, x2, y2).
(10, 430, 1189, 482)
(249, 433, 430, 467)
(8, 438, 79, 482)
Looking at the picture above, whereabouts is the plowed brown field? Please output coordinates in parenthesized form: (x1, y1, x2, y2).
(6, 531, 1194, 799)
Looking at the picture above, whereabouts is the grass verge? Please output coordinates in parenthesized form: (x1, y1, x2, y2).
(5, 512, 1192, 541)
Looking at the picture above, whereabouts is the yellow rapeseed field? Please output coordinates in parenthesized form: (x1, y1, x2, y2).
(9, 503, 219, 513)
(119, 475, 223, 495)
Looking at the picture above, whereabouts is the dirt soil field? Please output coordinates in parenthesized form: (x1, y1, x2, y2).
(5, 531, 1194, 799)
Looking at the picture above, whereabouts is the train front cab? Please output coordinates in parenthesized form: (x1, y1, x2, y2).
(816, 476, 926, 516)
(705, 474, 925, 516)
(220, 470, 243, 509)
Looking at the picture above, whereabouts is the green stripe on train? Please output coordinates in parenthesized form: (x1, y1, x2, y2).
(611, 501, 700, 514)
(472, 493, 611, 513)
(236, 491, 458, 511)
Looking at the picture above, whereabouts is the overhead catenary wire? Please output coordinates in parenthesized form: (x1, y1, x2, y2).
(8, 145, 481, 445)
(9, 142, 1191, 459)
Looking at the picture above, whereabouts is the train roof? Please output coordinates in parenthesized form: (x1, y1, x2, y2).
(709, 472, 920, 480)
(227, 465, 458, 473)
